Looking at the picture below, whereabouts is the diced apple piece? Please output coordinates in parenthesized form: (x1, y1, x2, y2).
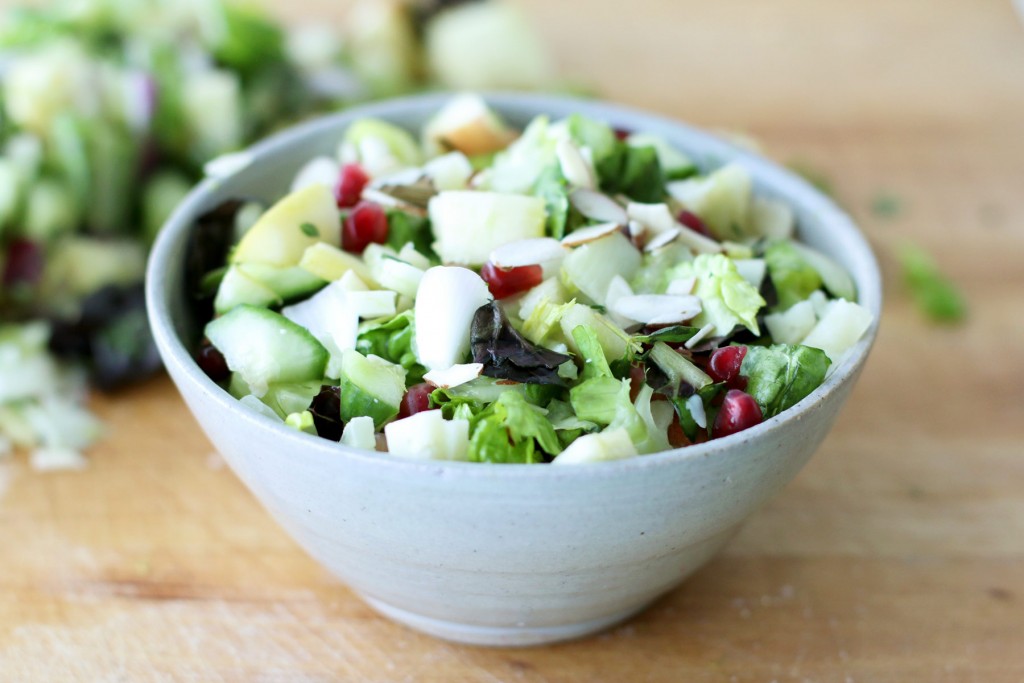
(414, 266, 493, 371)
(428, 191, 546, 266)
(667, 163, 753, 241)
(751, 196, 795, 239)
(299, 242, 376, 285)
(231, 185, 340, 268)
(801, 299, 873, 363)
(764, 299, 817, 345)
(561, 231, 641, 306)
(384, 410, 470, 461)
(423, 94, 516, 157)
(552, 428, 637, 465)
(423, 152, 474, 191)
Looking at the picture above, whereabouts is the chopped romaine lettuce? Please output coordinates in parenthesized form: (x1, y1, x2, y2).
(672, 254, 766, 335)
(356, 310, 426, 385)
(764, 240, 823, 311)
(468, 392, 562, 463)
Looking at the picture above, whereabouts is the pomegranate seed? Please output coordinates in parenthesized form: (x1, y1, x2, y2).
(335, 163, 370, 209)
(613, 127, 632, 141)
(342, 201, 389, 254)
(196, 343, 230, 383)
(398, 383, 434, 419)
(712, 389, 763, 439)
(708, 345, 747, 384)
(678, 210, 710, 237)
(2, 238, 44, 287)
(480, 262, 543, 299)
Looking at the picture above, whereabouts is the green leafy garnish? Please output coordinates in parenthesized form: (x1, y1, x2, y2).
(900, 245, 966, 324)
(299, 222, 319, 238)
(870, 192, 903, 219)
(740, 344, 831, 418)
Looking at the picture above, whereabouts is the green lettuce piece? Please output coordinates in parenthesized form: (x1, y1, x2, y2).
(545, 398, 598, 433)
(565, 114, 618, 165)
(765, 240, 822, 311)
(571, 325, 611, 380)
(521, 296, 575, 346)
(632, 385, 671, 454)
(430, 376, 531, 419)
(567, 324, 646, 443)
(599, 144, 664, 203)
(672, 254, 766, 335)
(630, 242, 693, 294)
(532, 164, 584, 239)
(468, 392, 562, 464)
(740, 344, 831, 418)
(356, 311, 426, 384)
(385, 209, 436, 259)
(901, 245, 967, 324)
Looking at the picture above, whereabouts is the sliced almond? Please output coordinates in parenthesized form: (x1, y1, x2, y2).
(628, 219, 645, 237)
(683, 323, 716, 349)
(423, 363, 485, 389)
(627, 202, 676, 234)
(556, 139, 596, 190)
(674, 221, 722, 254)
(360, 188, 428, 216)
(666, 276, 696, 296)
(644, 228, 681, 253)
(569, 188, 628, 224)
(490, 238, 569, 269)
(560, 222, 622, 247)
(611, 294, 702, 325)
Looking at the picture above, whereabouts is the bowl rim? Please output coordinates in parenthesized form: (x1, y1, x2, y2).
(147, 91, 882, 479)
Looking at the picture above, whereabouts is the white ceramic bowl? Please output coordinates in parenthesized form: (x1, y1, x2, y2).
(147, 93, 881, 647)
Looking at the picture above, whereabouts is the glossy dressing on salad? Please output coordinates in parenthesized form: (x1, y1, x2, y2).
(194, 95, 873, 465)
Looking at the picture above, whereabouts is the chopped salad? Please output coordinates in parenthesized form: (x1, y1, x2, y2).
(194, 95, 873, 465)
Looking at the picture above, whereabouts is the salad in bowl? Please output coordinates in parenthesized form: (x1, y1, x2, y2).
(190, 94, 873, 465)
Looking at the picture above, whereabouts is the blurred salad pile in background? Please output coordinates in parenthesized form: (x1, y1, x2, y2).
(0, 0, 554, 467)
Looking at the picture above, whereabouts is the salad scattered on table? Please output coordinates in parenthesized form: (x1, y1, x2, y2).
(0, 0, 553, 466)
(194, 95, 874, 465)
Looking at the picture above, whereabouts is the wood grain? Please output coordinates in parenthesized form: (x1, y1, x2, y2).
(2, 1, 1023, 681)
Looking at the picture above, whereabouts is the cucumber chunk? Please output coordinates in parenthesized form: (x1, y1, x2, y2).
(206, 305, 328, 397)
(214, 266, 281, 315)
(237, 263, 326, 301)
(338, 349, 406, 429)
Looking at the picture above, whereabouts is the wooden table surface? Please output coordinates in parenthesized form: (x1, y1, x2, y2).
(3, 1, 1024, 680)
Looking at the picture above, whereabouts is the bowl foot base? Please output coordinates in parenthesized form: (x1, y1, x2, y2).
(360, 595, 653, 647)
